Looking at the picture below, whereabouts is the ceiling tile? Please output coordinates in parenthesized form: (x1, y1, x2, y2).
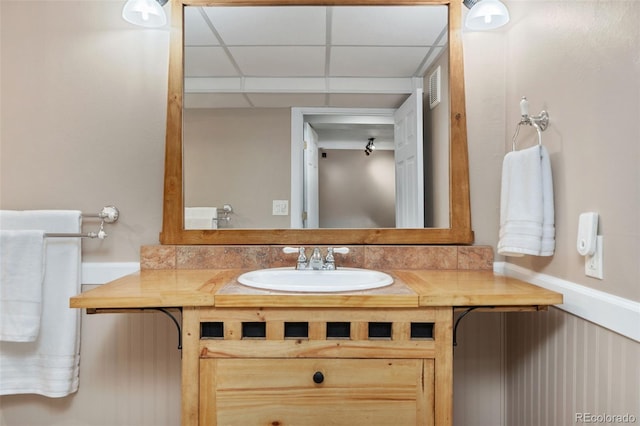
(230, 46, 325, 77)
(416, 46, 444, 77)
(184, 46, 238, 77)
(331, 6, 447, 46)
(330, 47, 429, 77)
(203, 6, 326, 46)
(182, 5, 449, 108)
(184, 7, 219, 46)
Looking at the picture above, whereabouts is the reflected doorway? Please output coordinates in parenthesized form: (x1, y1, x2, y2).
(291, 89, 424, 229)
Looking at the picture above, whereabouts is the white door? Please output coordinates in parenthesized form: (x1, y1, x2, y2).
(394, 88, 424, 228)
(303, 123, 319, 228)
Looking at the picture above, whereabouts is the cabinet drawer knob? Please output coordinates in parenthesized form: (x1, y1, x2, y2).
(312, 371, 324, 384)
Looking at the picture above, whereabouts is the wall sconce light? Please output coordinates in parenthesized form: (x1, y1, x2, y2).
(122, 0, 168, 28)
(364, 138, 376, 156)
(463, 0, 510, 31)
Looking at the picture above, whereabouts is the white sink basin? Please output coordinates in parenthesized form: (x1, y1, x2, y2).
(237, 267, 394, 293)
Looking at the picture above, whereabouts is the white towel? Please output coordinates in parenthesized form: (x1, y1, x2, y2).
(0, 230, 46, 342)
(497, 145, 555, 257)
(185, 206, 218, 229)
(0, 210, 82, 397)
(539, 148, 556, 256)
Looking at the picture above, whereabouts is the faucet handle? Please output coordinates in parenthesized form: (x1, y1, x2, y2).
(283, 247, 308, 270)
(332, 247, 350, 255)
(283, 247, 301, 254)
(324, 247, 349, 270)
(283, 246, 307, 260)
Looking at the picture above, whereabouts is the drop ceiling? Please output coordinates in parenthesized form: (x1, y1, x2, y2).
(183, 5, 448, 109)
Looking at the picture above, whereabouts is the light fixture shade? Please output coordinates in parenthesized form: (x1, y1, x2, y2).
(122, 0, 167, 28)
(465, 0, 510, 31)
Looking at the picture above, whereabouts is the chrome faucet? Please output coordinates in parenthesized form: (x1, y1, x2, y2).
(309, 247, 324, 270)
(282, 247, 350, 270)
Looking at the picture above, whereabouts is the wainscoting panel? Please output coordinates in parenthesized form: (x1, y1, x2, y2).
(453, 312, 506, 426)
(0, 286, 182, 426)
(506, 307, 640, 426)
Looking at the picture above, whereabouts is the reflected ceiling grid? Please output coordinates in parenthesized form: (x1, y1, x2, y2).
(183, 5, 448, 108)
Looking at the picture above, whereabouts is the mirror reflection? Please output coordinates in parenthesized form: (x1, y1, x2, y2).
(182, 5, 450, 230)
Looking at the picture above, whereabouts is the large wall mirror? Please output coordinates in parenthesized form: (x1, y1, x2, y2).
(161, 0, 473, 245)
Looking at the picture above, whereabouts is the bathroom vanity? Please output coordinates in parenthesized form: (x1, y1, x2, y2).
(70, 266, 562, 426)
(73, 0, 563, 422)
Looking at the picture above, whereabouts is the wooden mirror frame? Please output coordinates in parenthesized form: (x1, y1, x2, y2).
(160, 0, 473, 245)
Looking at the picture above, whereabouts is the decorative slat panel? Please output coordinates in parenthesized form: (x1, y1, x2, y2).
(1, 304, 182, 426)
(506, 307, 640, 425)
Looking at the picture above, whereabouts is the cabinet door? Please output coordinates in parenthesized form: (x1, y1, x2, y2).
(201, 358, 434, 426)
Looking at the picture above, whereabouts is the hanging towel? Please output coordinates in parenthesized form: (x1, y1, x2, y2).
(0, 230, 46, 342)
(539, 148, 556, 256)
(0, 210, 82, 397)
(185, 207, 218, 229)
(497, 145, 555, 257)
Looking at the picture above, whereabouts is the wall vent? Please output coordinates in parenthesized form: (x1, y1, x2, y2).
(429, 66, 441, 110)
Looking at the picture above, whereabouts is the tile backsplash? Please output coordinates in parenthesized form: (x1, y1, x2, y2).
(140, 245, 493, 271)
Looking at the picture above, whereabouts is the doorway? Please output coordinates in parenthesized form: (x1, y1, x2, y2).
(291, 89, 424, 228)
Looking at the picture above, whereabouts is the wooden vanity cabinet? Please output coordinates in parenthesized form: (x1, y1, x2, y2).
(185, 307, 453, 426)
(70, 269, 563, 426)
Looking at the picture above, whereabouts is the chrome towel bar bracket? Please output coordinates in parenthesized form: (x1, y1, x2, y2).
(45, 205, 120, 239)
(512, 97, 550, 151)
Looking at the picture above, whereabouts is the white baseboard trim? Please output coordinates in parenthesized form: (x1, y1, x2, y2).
(494, 262, 639, 342)
(82, 262, 140, 285)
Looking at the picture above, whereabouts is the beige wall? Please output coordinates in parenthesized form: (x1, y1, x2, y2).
(464, 0, 639, 302)
(0, 0, 168, 262)
(502, 0, 639, 302)
(184, 108, 291, 228)
(319, 149, 396, 228)
(423, 50, 450, 228)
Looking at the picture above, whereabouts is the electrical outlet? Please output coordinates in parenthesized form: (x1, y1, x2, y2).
(272, 200, 288, 216)
(585, 235, 604, 279)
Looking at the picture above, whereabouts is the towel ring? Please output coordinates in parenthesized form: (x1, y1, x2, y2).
(512, 97, 549, 151)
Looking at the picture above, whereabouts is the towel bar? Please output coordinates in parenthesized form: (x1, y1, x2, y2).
(45, 206, 120, 239)
(45, 232, 106, 239)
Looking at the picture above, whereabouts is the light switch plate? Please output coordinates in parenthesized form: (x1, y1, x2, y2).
(272, 200, 288, 216)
